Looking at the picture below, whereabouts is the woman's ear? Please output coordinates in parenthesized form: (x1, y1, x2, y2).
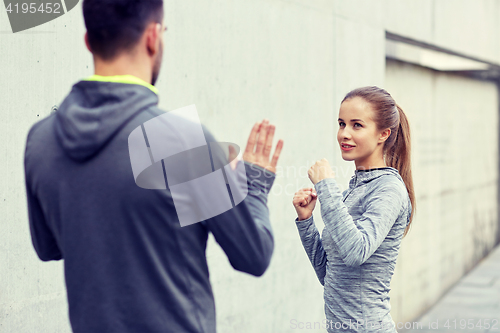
(379, 128, 391, 143)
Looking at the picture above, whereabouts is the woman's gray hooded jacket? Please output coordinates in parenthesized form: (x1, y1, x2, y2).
(295, 167, 411, 332)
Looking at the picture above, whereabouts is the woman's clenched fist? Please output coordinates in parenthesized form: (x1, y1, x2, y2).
(292, 188, 318, 221)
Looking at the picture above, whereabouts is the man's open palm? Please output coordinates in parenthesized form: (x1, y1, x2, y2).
(241, 119, 283, 174)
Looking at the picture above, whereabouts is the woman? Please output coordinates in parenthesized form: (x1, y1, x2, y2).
(293, 86, 416, 332)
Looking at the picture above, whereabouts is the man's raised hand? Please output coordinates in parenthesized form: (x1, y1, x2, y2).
(242, 119, 283, 174)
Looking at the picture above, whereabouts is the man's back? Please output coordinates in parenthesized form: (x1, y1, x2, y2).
(25, 78, 276, 332)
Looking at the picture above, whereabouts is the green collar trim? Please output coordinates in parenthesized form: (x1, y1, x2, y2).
(82, 74, 159, 95)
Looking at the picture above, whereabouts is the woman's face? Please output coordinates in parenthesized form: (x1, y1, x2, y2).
(337, 97, 390, 168)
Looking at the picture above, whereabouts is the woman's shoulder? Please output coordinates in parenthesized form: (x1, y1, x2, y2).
(365, 173, 409, 203)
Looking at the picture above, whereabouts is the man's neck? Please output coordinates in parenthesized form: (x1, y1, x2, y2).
(93, 56, 152, 86)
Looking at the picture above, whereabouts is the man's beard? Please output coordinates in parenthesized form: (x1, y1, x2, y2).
(151, 39, 163, 86)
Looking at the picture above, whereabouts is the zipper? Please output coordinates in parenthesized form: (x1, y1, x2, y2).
(343, 176, 357, 202)
(343, 187, 356, 202)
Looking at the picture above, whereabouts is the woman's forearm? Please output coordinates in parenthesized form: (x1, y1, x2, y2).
(295, 215, 327, 286)
(315, 177, 404, 267)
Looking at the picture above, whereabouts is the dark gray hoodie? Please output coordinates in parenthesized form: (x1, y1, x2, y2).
(24, 76, 276, 333)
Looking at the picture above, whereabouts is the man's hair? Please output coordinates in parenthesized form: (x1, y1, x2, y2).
(83, 0, 164, 61)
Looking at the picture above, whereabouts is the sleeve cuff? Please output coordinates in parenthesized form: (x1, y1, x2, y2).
(295, 215, 314, 224)
(314, 177, 337, 189)
(244, 161, 276, 193)
(314, 178, 338, 201)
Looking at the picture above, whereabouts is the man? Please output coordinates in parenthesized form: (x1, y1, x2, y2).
(24, 0, 283, 332)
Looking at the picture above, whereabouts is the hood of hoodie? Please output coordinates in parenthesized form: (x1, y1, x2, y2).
(348, 166, 404, 188)
(54, 77, 159, 162)
(348, 166, 412, 224)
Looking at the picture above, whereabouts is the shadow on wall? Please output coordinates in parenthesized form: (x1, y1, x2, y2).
(471, 206, 496, 266)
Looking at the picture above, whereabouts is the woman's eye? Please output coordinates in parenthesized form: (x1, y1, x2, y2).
(339, 122, 361, 128)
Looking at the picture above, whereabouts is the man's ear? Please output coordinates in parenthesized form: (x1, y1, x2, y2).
(146, 23, 161, 56)
(84, 32, 91, 52)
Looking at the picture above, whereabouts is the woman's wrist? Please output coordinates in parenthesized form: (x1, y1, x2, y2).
(297, 214, 312, 221)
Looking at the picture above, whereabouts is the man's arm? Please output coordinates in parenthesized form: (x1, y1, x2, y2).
(201, 120, 281, 276)
(203, 160, 275, 276)
(24, 126, 62, 261)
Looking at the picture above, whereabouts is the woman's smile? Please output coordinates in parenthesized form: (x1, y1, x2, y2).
(341, 143, 355, 151)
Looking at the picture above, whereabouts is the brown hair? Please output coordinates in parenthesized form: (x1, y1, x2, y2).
(342, 86, 415, 238)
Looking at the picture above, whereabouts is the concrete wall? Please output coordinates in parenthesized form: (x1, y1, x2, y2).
(385, 59, 499, 323)
(0, 5, 92, 333)
(1, 0, 499, 332)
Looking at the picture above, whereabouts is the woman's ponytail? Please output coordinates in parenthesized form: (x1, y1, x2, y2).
(387, 105, 415, 238)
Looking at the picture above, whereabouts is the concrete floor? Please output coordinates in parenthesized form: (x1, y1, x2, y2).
(400, 243, 500, 333)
